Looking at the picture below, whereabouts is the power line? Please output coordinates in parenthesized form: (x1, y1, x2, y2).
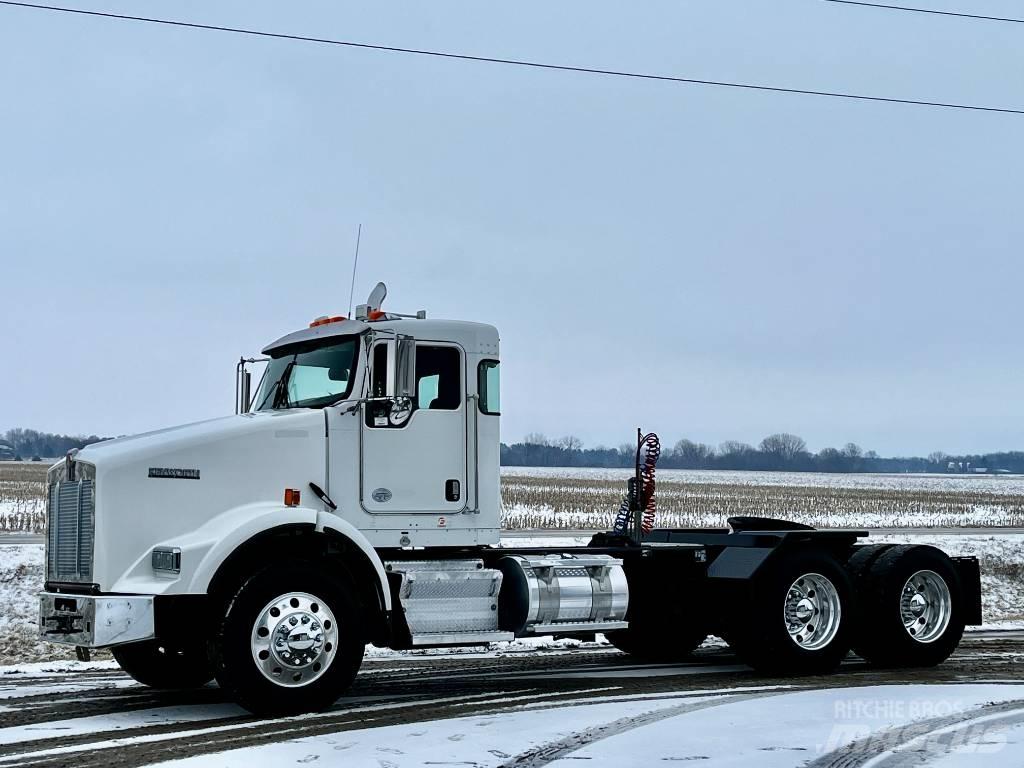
(824, 0, 1024, 24)
(1, 0, 1022, 116)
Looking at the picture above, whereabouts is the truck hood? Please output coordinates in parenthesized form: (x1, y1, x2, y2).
(77, 411, 314, 470)
(66, 408, 330, 592)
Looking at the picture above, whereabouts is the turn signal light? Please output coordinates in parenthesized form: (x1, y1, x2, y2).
(284, 488, 301, 507)
(309, 315, 346, 328)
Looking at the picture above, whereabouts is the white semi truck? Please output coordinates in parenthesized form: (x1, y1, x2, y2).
(40, 284, 982, 715)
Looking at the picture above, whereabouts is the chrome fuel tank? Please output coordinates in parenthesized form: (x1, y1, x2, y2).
(496, 554, 629, 636)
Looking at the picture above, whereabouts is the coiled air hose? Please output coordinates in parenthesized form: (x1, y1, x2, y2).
(612, 431, 661, 536)
(638, 432, 661, 533)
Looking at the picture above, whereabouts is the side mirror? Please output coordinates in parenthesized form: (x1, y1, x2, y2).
(387, 335, 416, 400)
(239, 370, 252, 414)
(236, 356, 268, 414)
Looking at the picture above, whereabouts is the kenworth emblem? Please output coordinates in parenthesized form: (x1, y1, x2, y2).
(148, 467, 201, 480)
(371, 487, 392, 503)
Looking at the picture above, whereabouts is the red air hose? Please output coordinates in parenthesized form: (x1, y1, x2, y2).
(638, 432, 661, 533)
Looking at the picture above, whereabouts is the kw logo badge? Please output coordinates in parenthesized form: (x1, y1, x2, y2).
(372, 488, 392, 503)
(148, 468, 201, 480)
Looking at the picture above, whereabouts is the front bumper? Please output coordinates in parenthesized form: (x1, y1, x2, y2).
(39, 592, 155, 648)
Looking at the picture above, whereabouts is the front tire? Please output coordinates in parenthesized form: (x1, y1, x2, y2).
(728, 549, 854, 675)
(212, 562, 365, 716)
(112, 640, 214, 689)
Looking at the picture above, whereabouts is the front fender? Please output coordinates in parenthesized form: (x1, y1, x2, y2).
(109, 505, 392, 613)
(317, 511, 392, 611)
(110, 503, 316, 595)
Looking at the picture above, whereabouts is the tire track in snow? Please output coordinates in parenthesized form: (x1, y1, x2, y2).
(496, 690, 790, 768)
(0, 635, 1019, 767)
(806, 699, 1024, 768)
(0, 687, 629, 768)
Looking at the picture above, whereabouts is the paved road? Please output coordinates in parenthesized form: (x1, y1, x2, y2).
(0, 634, 1020, 767)
(0, 534, 43, 545)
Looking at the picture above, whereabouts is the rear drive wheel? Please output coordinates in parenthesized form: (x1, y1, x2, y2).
(112, 640, 214, 689)
(728, 550, 854, 675)
(852, 545, 964, 668)
(212, 562, 364, 716)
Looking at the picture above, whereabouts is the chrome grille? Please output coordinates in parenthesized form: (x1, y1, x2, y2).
(46, 480, 95, 583)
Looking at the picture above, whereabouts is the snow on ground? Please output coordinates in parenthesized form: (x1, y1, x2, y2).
(0, 544, 78, 664)
(143, 685, 1024, 767)
(148, 696, 720, 768)
(544, 684, 1024, 768)
(503, 467, 1024, 495)
(0, 700, 247, 745)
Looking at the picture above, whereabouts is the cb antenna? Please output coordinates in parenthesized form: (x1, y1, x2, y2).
(347, 223, 362, 317)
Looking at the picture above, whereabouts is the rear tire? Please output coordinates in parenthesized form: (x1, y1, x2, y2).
(728, 549, 854, 676)
(112, 640, 214, 689)
(851, 545, 965, 668)
(212, 561, 365, 716)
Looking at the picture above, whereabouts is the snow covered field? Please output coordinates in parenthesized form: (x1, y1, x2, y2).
(502, 468, 1024, 529)
(5, 463, 1024, 533)
(0, 463, 45, 534)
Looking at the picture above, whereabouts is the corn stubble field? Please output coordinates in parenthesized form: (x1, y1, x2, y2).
(0, 463, 48, 533)
(3, 462, 1024, 533)
(501, 467, 1024, 530)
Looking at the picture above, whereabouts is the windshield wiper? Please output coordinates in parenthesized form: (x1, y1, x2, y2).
(272, 361, 297, 410)
(254, 359, 296, 412)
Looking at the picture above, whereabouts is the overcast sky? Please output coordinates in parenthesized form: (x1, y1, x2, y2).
(1, 1, 1022, 456)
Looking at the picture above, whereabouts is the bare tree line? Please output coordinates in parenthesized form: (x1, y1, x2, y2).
(502, 433, 1024, 474)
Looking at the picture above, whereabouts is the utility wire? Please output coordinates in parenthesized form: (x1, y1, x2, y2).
(1, 1, 1023, 115)
(824, 1, 1024, 24)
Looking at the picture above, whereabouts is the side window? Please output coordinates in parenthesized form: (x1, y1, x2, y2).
(478, 360, 500, 415)
(415, 346, 461, 410)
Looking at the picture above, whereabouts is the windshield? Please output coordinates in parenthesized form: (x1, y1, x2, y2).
(254, 337, 359, 411)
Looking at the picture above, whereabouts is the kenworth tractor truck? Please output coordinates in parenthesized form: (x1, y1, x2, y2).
(40, 283, 982, 715)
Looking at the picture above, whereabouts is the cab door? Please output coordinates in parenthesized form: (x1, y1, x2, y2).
(360, 340, 468, 514)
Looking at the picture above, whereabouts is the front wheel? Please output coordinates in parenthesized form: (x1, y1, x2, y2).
(212, 562, 365, 716)
(112, 640, 214, 689)
(728, 550, 854, 676)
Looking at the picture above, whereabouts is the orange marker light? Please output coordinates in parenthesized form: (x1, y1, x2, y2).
(367, 310, 386, 321)
(284, 488, 301, 507)
(309, 315, 347, 328)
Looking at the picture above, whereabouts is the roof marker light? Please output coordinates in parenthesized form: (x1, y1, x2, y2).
(309, 315, 346, 328)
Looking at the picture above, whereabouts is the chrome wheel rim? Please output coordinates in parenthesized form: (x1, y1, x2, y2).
(784, 573, 842, 651)
(251, 592, 338, 687)
(900, 570, 951, 644)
